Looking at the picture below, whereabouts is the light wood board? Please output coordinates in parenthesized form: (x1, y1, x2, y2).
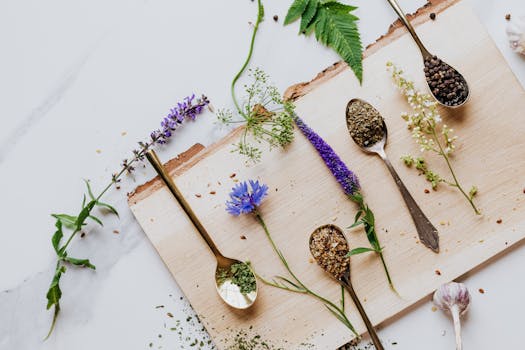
(129, 1, 525, 349)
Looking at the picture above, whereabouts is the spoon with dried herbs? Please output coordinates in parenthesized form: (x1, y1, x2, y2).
(386, 0, 469, 107)
(346, 98, 439, 253)
(309, 224, 384, 350)
(146, 150, 257, 309)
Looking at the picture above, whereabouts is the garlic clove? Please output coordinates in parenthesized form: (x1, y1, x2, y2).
(506, 15, 525, 56)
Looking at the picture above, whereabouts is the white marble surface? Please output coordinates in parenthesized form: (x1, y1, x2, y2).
(1, 0, 524, 349)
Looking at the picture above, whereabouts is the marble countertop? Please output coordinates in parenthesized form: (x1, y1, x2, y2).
(1, 0, 524, 349)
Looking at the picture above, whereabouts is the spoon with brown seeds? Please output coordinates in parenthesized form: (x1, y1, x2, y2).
(309, 224, 384, 350)
(386, 0, 469, 107)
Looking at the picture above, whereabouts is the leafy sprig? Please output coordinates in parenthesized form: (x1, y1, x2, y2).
(348, 192, 395, 292)
(44, 94, 209, 339)
(285, 0, 363, 83)
(387, 62, 480, 215)
(219, 0, 295, 163)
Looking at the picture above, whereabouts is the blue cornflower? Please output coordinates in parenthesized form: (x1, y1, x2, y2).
(294, 115, 360, 196)
(226, 180, 268, 216)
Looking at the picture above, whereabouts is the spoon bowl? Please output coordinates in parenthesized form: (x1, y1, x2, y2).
(386, 0, 469, 108)
(345, 99, 440, 253)
(146, 150, 257, 309)
(309, 224, 384, 350)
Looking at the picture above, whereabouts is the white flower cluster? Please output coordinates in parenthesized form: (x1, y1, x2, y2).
(387, 62, 458, 156)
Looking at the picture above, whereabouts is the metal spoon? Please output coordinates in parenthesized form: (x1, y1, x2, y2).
(309, 224, 384, 350)
(386, 0, 469, 108)
(146, 150, 257, 309)
(346, 99, 439, 253)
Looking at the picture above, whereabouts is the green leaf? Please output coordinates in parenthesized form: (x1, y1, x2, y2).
(64, 257, 96, 270)
(96, 201, 119, 218)
(84, 179, 95, 200)
(284, 0, 309, 25)
(346, 247, 376, 257)
(52, 214, 78, 230)
(300, 0, 319, 33)
(51, 220, 63, 255)
(76, 201, 96, 230)
(348, 220, 363, 229)
(46, 265, 66, 310)
(314, 5, 363, 83)
(88, 215, 103, 227)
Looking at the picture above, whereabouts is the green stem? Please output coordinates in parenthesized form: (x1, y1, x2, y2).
(431, 128, 480, 215)
(230, 0, 264, 114)
(254, 212, 358, 337)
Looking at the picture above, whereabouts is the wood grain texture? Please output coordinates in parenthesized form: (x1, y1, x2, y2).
(129, 1, 525, 349)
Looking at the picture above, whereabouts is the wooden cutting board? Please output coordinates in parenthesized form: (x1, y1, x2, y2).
(129, 1, 525, 349)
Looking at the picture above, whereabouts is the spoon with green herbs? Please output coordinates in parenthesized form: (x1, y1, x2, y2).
(146, 150, 257, 309)
(346, 98, 439, 253)
(309, 224, 384, 350)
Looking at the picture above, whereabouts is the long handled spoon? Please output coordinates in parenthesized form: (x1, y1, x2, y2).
(346, 99, 439, 253)
(146, 149, 257, 309)
(309, 224, 384, 350)
(386, 0, 469, 107)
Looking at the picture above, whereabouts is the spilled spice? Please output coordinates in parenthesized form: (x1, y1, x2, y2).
(424, 56, 469, 106)
(309, 225, 350, 279)
(346, 99, 385, 148)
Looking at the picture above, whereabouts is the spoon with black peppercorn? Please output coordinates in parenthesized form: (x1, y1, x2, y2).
(386, 0, 469, 107)
(309, 224, 384, 350)
(146, 150, 258, 309)
(346, 98, 440, 253)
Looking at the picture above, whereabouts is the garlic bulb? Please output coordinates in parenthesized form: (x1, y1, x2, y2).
(506, 15, 525, 55)
(433, 282, 471, 350)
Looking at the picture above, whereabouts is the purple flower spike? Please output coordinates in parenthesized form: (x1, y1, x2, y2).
(226, 180, 269, 216)
(294, 115, 360, 196)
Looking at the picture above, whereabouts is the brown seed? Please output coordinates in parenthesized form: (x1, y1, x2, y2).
(273, 15, 278, 22)
(496, 218, 502, 224)
(195, 194, 202, 198)
(113, 230, 120, 234)
(210, 191, 216, 195)
(167, 312, 173, 318)
(424, 189, 430, 194)
(479, 288, 485, 294)
(435, 269, 441, 276)
(505, 14, 511, 21)
(430, 12, 436, 20)
(240, 235, 247, 240)
(80, 232, 86, 238)
(230, 173, 236, 178)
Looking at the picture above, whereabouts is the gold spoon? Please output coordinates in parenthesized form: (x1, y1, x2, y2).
(386, 0, 469, 108)
(309, 224, 384, 350)
(146, 149, 257, 309)
(346, 98, 439, 253)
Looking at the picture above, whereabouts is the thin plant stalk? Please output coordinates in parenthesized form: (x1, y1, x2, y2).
(254, 212, 358, 337)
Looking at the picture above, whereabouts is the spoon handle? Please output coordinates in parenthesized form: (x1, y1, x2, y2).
(341, 275, 384, 350)
(385, 0, 431, 58)
(146, 150, 223, 258)
(379, 153, 440, 253)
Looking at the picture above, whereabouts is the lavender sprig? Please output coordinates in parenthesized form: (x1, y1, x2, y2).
(45, 94, 209, 339)
(294, 114, 395, 291)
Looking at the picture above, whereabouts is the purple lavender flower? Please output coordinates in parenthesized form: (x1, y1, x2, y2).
(152, 94, 210, 144)
(294, 115, 360, 196)
(226, 180, 268, 216)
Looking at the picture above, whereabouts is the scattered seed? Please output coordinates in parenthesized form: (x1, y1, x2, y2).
(195, 194, 202, 198)
(96, 149, 102, 154)
(80, 232, 86, 238)
(210, 191, 216, 195)
(167, 312, 173, 318)
(230, 173, 236, 178)
(424, 189, 430, 194)
(479, 288, 485, 294)
(240, 235, 247, 240)
(430, 12, 436, 20)
(505, 13, 511, 21)
(273, 15, 278, 22)
(496, 218, 502, 224)
(435, 269, 442, 276)
(113, 230, 120, 234)
(431, 306, 438, 312)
